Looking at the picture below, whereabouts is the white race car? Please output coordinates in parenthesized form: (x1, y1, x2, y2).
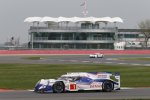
(89, 53, 104, 58)
(34, 72, 120, 93)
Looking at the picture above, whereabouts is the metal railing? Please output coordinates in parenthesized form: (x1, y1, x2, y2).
(33, 37, 48, 40)
(33, 37, 114, 41)
(30, 26, 117, 31)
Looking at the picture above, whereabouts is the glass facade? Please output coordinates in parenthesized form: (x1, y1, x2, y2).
(118, 33, 139, 38)
(33, 43, 114, 49)
(29, 22, 117, 49)
(33, 32, 115, 41)
(30, 31, 115, 49)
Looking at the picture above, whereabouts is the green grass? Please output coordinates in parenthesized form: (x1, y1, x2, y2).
(23, 56, 43, 60)
(118, 58, 150, 61)
(89, 99, 149, 100)
(0, 64, 150, 89)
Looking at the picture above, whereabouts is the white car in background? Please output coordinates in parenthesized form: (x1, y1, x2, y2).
(89, 53, 104, 58)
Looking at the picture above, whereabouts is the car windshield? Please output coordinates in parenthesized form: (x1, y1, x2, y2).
(58, 76, 80, 82)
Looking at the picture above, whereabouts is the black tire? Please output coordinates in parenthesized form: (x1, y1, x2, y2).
(39, 89, 45, 93)
(53, 81, 65, 93)
(102, 81, 114, 92)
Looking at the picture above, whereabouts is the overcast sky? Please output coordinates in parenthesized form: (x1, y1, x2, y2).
(0, 0, 150, 44)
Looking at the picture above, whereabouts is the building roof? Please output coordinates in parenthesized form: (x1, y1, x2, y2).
(24, 16, 123, 23)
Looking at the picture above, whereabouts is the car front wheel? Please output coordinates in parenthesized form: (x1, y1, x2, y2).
(53, 81, 65, 93)
(39, 89, 45, 93)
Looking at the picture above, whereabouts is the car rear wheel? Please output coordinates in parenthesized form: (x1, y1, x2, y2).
(102, 81, 114, 92)
(53, 81, 65, 93)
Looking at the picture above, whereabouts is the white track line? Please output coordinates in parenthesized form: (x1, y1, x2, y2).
(105, 62, 113, 64)
(118, 63, 126, 65)
(28, 90, 34, 92)
(70, 60, 78, 62)
(131, 64, 141, 66)
(93, 61, 101, 63)
(144, 64, 150, 66)
(82, 61, 91, 63)
(121, 87, 134, 89)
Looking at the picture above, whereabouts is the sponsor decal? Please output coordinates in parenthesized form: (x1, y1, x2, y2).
(70, 84, 76, 90)
(90, 83, 101, 88)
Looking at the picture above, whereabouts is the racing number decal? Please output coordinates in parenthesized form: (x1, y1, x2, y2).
(70, 84, 76, 90)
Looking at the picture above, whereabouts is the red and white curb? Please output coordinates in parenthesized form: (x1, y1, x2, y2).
(0, 89, 14, 92)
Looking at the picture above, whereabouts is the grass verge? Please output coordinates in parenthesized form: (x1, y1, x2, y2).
(118, 58, 150, 61)
(23, 56, 43, 60)
(0, 64, 150, 89)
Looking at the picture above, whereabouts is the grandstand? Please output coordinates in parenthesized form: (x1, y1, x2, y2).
(24, 17, 149, 50)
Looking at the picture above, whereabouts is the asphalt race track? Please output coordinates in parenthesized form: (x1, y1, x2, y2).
(0, 54, 150, 100)
(0, 54, 150, 66)
(0, 88, 150, 100)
